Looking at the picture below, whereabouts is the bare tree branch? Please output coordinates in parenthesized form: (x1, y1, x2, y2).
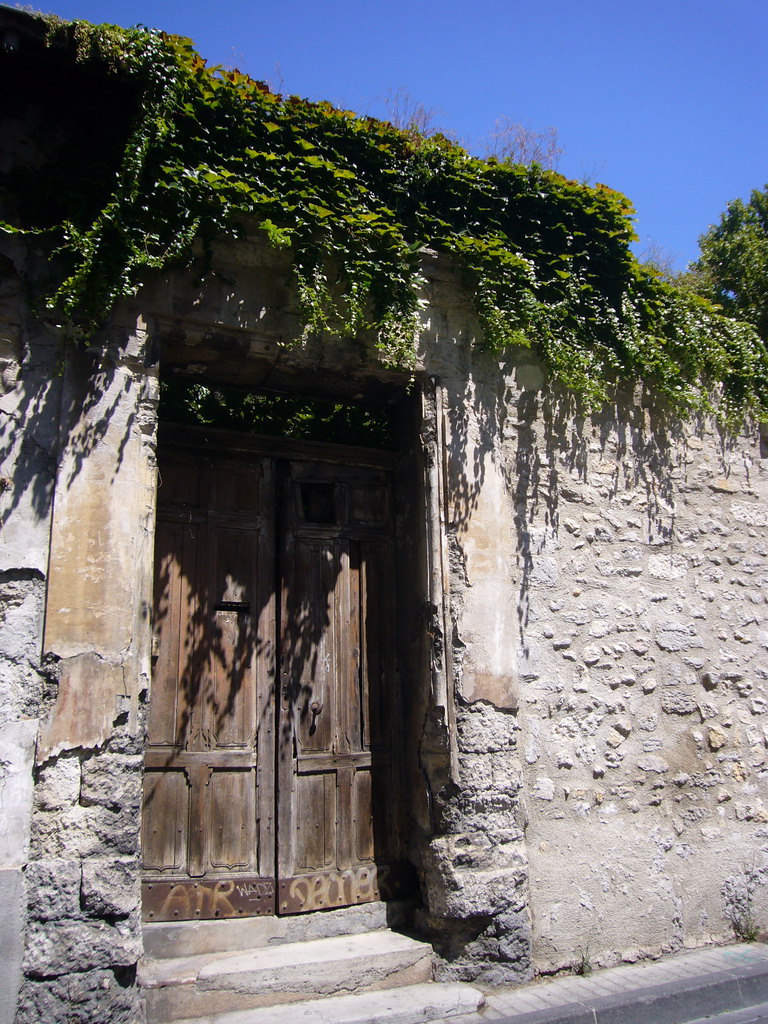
(484, 118, 563, 169)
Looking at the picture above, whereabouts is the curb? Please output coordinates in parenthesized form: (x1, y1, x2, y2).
(492, 958, 768, 1024)
(686, 1004, 768, 1024)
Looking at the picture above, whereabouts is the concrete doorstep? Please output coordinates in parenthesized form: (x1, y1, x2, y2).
(172, 983, 485, 1024)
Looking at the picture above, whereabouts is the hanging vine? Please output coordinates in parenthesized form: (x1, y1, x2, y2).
(2, 13, 767, 422)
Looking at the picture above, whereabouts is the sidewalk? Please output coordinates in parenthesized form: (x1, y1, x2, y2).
(429, 942, 768, 1024)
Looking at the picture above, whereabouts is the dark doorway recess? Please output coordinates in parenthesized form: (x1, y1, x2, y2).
(158, 377, 399, 450)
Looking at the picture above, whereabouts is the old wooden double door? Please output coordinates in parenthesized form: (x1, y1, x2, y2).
(141, 434, 409, 921)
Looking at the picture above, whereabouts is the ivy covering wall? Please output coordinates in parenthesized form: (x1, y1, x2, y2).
(3, 13, 768, 421)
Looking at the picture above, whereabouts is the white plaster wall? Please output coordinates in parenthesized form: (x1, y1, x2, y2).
(511, 396, 768, 970)
(448, 411, 519, 710)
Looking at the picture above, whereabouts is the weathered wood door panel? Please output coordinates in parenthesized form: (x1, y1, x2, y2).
(276, 461, 410, 914)
(142, 449, 277, 921)
(142, 438, 412, 922)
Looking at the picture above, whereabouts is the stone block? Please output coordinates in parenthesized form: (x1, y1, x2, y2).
(649, 554, 688, 580)
(81, 857, 140, 918)
(23, 915, 142, 976)
(424, 836, 527, 918)
(432, 904, 535, 986)
(0, 575, 44, 666)
(438, 795, 521, 837)
(34, 754, 81, 812)
(458, 751, 522, 797)
(15, 968, 141, 1024)
(31, 802, 139, 859)
(494, 908, 533, 965)
(87, 803, 141, 857)
(25, 859, 81, 922)
(80, 754, 142, 812)
(731, 502, 768, 527)
(660, 689, 699, 716)
(30, 806, 91, 859)
(516, 641, 542, 680)
(105, 719, 146, 756)
(0, 659, 46, 724)
(457, 704, 518, 754)
(655, 623, 703, 652)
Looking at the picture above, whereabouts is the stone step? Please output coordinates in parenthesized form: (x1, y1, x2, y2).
(143, 900, 412, 959)
(140, 929, 435, 1023)
(170, 982, 485, 1024)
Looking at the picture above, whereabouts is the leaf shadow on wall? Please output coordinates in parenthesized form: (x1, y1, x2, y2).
(0, 335, 144, 539)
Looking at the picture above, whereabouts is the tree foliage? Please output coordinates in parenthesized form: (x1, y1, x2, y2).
(2, 14, 767, 422)
(691, 186, 768, 342)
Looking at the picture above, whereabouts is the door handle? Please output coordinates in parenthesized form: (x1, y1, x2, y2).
(309, 701, 323, 734)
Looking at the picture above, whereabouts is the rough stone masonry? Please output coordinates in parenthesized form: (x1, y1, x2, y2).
(0, 188, 767, 1024)
(416, 251, 768, 981)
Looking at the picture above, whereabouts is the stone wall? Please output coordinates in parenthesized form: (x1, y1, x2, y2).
(413, 256, 534, 984)
(512, 391, 768, 973)
(1, 231, 767, 1022)
(17, 310, 157, 1024)
(0, 241, 62, 1024)
(0, 239, 157, 1023)
(416, 251, 768, 976)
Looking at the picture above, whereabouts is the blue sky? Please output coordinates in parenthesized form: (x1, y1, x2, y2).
(25, 0, 768, 270)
